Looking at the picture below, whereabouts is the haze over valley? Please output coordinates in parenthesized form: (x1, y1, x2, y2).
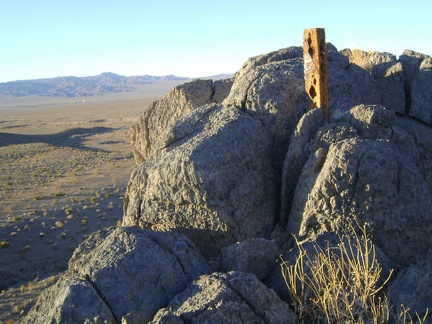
(0, 72, 233, 110)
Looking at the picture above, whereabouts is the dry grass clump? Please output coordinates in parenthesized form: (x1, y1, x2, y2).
(1, 240, 11, 248)
(281, 224, 428, 323)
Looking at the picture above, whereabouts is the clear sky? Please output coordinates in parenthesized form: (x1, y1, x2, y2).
(1, 0, 431, 83)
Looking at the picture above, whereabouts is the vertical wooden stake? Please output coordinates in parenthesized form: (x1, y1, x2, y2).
(303, 28, 329, 120)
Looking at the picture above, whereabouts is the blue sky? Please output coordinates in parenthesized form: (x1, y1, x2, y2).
(1, 0, 431, 83)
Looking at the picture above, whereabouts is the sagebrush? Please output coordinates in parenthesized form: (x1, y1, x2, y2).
(281, 224, 429, 323)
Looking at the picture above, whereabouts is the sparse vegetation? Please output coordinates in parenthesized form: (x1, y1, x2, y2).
(0, 96, 152, 322)
(54, 221, 64, 229)
(397, 305, 429, 323)
(281, 225, 428, 323)
(1, 240, 11, 248)
(3, 205, 13, 215)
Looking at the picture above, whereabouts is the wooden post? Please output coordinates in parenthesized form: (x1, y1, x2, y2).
(303, 28, 329, 120)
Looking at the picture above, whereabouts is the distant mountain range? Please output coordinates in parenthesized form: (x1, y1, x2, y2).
(0, 72, 233, 98)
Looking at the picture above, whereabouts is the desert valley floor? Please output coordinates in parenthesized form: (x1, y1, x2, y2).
(0, 96, 160, 322)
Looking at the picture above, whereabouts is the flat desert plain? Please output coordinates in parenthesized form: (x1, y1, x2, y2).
(0, 91, 168, 322)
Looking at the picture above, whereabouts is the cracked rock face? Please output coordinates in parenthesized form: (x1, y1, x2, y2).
(224, 45, 382, 175)
(128, 78, 233, 164)
(123, 104, 276, 257)
(339, 48, 396, 71)
(224, 46, 307, 174)
(22, 275, 117, 324)
(285, 104, 432, 269)
(151, 272, 297, 324)
(388, 254, 432, 320)
(123, 47, 386, 259)
(372, 61, 406, 114)
(410, 56, 432, 124)
(23, 227, 210, 323)
(220, 238, 280, 280)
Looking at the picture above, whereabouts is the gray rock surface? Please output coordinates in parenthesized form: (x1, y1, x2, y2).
(24, 227, 210, 323)
(216, 46, 382, 230)
(395, 116, 432, 189)
(223, 46, 307, 174)
(129, 78, 233, 164)
(285, 104, 432, 269)
(399, 50, 430, 87)
(124, 46, 389, 258)
(387, 255, 432, 320)
(340, 48, 396, 71)
(340, 104, 395, 139)
(220, 238, 279, 280)
(224, 46, 381, 174)
(123, 104, 276, 257)
(280, 108, 324, 226)
(151, 272, 297, 324)
(399, 50, 432, 124)
(327, 49, 381, 118)
(212, 78, 234, 103)
(20, 45, 432, 323)
(410, 57, 432, 124)
(372, 61, 406, 114)
(23, 275, 116, 324)
(340, 48, 432, 122)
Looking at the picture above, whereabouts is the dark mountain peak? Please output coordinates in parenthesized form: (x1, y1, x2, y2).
(99, 72, 121, 77)
(96, 72, 123, 81)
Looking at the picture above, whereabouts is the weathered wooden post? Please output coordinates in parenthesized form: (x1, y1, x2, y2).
(303, 28, 329, 120)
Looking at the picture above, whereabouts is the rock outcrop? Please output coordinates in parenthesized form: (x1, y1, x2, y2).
(341, 48, 432, 124)
(340, 48, 396, 71)
(24, 44, 432, 323)
(123, 46, 385, 259)
(223, 46, 307, 173)
(151, 272, 297, 323)
(327, 47, 381, 117)
(285, 104, 432, 269)
(24, 227, 210, 323)
(409, 56, 432, 124)
(123, 104, 276, 257)
(371, 61, 405, 114)
(23, 275, 117, 323)
(224, 45, 381, 174)
(280, 107, 324, 226)
(220, 238, 279, 280)
(129, 78, 233, 164)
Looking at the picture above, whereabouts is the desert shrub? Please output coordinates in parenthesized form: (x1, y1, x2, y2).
(1, 240, 11, 248)
(281, 225, 429, 323)
(281, 224, 392, 323)
(397, 305, 429, 324)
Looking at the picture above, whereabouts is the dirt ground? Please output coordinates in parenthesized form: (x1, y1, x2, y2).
(0, 97, 158, 322)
